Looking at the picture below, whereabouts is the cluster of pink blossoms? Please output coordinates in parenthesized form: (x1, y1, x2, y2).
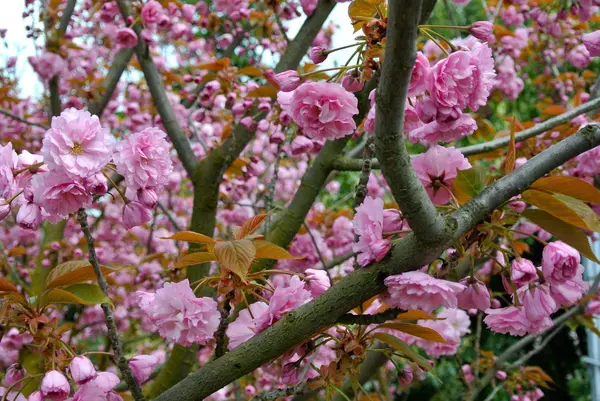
(0, 108, 173, 231)
(484, 241, 587, 336)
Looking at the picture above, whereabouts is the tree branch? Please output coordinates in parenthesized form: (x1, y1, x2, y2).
(57, 0, 77, 37)
(373, 0, 447, 242)
(251, 381, 318, 401)
(152, 124, 600, 401)
(117, 1, 198, 180)
(88, 48, 135, 117)
(459, 96, 600, 157)
(214, 291, 235, 359)
(0, 109, 49, 130)
(76, 209, 145, 401)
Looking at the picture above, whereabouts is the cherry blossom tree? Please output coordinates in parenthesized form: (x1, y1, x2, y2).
(2, 0, 600, 400)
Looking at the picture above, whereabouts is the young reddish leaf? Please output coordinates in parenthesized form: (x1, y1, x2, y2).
(504, 117, 516, 174)
(42, 284, 112, 306)
(396, 310, 443, 321)
(522, 209, 600, 263)
(235, 214, 267, 240)
(7, 246, 26, 256)
(522, 190, 600, 231)
(540, 105, 567, 116)
(213, 240, 256, 282)
(378, 323, 447, 344)
(373, 332, 432, 372)
(452, 166, 487, 205)
(247, 86, 278, 98)
(253, 240, 304, 260)
(349, 0, 385, 32)
(238, 66, 263, 77)
(162, 231, 216, 245)
(513, 240, 530, 255)
(173, 252, 217, 269)
(531, 176, 600, 204)
(45, 260, 117, 289)
(197, 58, 230, 71)
(0, 277, 18, 293)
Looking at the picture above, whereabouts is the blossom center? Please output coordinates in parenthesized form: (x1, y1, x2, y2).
(71, 142, 84, 155)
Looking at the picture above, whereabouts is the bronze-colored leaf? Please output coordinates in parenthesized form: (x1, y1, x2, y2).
(213, 240, 256, 282)
(236, 214, 267, 240)
(253, 240, 304, 260)
(46, 260, 117, 289)
(531, 176, 600, 204)
(173, 252, 217, 269)
(0, 277, 18, 293)
(162, 231, 216, 245)
(378, 323, 447, 344)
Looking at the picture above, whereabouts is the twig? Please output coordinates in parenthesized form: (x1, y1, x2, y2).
(76, 209, 146, 401)
(324, 251, 355, 270)
(474, 312, 483, 378)
(507, 322, 566, 370)
(251, 382, 318, 401)
(265, 143, 283, 236)
(354, 137, 374, 211)
(89, 48, 135, 117)
(214, 291, 235, 359)
(157, 201, 182, 231)
(57, 0, 77, 36)
(0, 109, 49, 129)
(303, 222, 327, 269)
(337, 308, 402, 325)
(482, 384, 503, 401)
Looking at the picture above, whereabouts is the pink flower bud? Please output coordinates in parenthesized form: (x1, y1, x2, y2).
(16, 203, 42, 231)
(304, 268, 330, 297)
(469, 21, 494, 42)
(69, 356, 96, 384)
(240, 116, 257, 132)
(137, 188, 158, 208)
(270, 131, 286, 144)
(382, 209, 403, 233)
(41, 370, 70, 401)
(274, 70, 301, 92)
(583, 30, 600, 57)
(515, 283, 557, 323)
(399, 365, 413, 385)
(0, 199, 10, 221)
(309, 46, 328, 64)
(341, 70, 364, 92)
(122, 201, 153, 230)
(290, 136, 314, 156)
(107, 392, 124, 401)
(509, 258, 537, 290)
(4, 364, 26, 387)
(370, 238, 391, 262)
(457, 277, 491, 311)
(128, 354, 160, 383)
(495, 370, 507, 380)
(85, 173, 108, 195)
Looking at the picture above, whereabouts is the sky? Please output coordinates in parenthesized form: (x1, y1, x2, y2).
(0, 1, 357, 98)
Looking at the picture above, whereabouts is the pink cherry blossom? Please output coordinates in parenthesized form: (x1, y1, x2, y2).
(278, 82, 358, 140)
(32, 171, 90, 221)
(383, 271, 466, 313)
(515, 284, 557, 323)
(352, 196, 391, 266)
(254, 276, 311, 331)
(469, 21, 494, 42)
(113, 127, 173, 191)
(542, 241, 580, 284)
(41, 370, 70, 401)
(116, 28, 138, 48)
(69, 356, 96, 384)
(16, 203, 42, 230)
(42, 108, 113, 179)
(141, 0, 164, 24)
(510, 258, 537, 290)
(583, 30, 600, 57)
(550, 265, 589, 307)
(304, 269, 330, 297)
(28, 52, 66, 80)
(408, 52, 431, 97)
(415, 308, 471, 357)
(122, 201, 153, 230)
(128, 354, 160, 383)
(484, 306, 549, 336)
(226, 302, 268, 350)
(457, 277, 491, 311)
(4, 364, 26, 386)
(136, 279, 220, 346)
(409, 112, 477, 145)
(412, 145, 471, 205)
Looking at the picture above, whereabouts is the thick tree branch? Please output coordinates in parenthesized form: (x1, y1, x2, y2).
(89, 48, 135, 117)
(76, 209, 145, 401)
(459, 96, 600, 157)
(0, 109, 49, 130)
(373, 0, 447, 242)
(57, 0, 77, 37)
(117, 1, 198, 180)
(153, 125, 600, 401)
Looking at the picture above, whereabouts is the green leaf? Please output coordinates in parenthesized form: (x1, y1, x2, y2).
(42, 284, 111, 306)
(45, 260, 117, 289)
(452, 166, 487, 205)
(373, 332, 432, 372)
(522, 209, 600, 263)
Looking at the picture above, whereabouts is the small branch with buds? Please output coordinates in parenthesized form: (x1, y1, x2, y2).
(76, 209, 146, 401)
(214, 291, 235, 359)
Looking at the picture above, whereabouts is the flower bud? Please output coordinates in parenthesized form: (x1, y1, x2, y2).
(0, 199, 10, 221)
(290, 136, 314, 156)
(4, 364, 27, 387)
(309, 46, 328, 64)
(28, 390, 43, 401)
(495, 370, 507, 380)
(583, 30, 600, 57)
(69, 356, 97, 384)
(399, 365, 414, 385)
(305, 268, 330, 297)
(273, 70, 301, 92)
(128, 354, 160, 383)
(16, 203, 42, 230)
(469, 21, 494, 42)
(457, 277, 491, 311)
(341, 70, 364, 92)
(122, 201, 153, 230)
(382, 209, 403, 233)
(41, 370, 70, 401)
(137, 188, 158, 209)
